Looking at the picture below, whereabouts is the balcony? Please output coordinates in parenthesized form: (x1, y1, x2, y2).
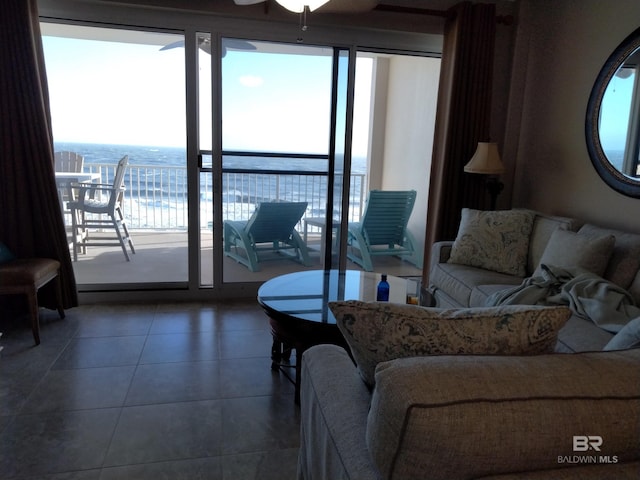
(65, 163, 423, 286)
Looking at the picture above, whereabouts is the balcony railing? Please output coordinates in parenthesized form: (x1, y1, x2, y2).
(82, 163, 367, 230)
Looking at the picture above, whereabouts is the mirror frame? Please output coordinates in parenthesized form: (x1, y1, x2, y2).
(586, 25, 640, 198)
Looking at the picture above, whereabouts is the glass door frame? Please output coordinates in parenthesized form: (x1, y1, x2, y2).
(40, 0, 443, 301)
(193, 35, 360, 288)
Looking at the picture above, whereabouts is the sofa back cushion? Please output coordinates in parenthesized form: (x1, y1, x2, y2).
(578, 224, 640, 290)
(532, 229, 616, 278)
(367, 349, 640, 480)
(520, 210, 582, 275)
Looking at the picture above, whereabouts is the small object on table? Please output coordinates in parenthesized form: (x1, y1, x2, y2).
(376, 274, 390, 301)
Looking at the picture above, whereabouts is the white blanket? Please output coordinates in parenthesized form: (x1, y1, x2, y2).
(486, 264, 640, 333)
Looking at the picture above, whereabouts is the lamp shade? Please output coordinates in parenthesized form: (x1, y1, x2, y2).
(275, 0, 330, 12)
(464, 142, 505, 175)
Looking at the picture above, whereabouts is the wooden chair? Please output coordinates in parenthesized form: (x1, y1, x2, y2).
(0, 258, 65, 345)
(54, 151, 85, 217)
(223, 201, 311, 271)
(69, 155, 135, 261)
(347, 190, 422, 271)
(54, 151, 84, 173)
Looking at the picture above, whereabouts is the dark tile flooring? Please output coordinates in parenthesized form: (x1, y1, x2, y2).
(0, 301, 300, 479)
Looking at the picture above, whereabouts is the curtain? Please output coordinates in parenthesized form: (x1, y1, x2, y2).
(0, 0, 78, 308)
(422, 1, 497, 285)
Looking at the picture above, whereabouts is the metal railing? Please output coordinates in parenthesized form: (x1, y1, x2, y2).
(83, 163, 367, 230)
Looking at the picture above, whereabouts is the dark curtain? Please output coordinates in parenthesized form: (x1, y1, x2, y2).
(0, 0, 78, 308)
(422, 1, 496, 284)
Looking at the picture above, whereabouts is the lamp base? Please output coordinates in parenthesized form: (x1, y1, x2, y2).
(486, 176, 504, 210)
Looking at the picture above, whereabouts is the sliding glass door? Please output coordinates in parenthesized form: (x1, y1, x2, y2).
(42, 24, 188, 288)
(42, 20, 440, 293)
(216, 40, 348, 284)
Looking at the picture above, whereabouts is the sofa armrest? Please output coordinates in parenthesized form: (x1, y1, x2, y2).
(430, 240, 453, 271)
(367, 349, 640, 480)
(299, 345, 381, 480)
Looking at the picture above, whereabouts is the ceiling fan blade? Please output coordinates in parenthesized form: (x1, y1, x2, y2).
(159, 40, 185, 51)
(160, 38, 256, 57)
(223, 39, 257, 52)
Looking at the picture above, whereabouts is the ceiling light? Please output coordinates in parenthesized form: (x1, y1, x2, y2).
(275, 0, 330, 13)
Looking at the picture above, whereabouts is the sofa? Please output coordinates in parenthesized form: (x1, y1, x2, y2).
(429, 208, 640, 352)
(297, 209, 640, 480)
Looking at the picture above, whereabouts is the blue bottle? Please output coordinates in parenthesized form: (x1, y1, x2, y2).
(376, 274, 390, 301)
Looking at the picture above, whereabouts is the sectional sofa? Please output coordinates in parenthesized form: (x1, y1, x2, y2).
(296, 209, 640, 480)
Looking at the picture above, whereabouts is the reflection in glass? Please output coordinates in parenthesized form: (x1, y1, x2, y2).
(586, 26, 640, 197)
(600, 66, 636, 174)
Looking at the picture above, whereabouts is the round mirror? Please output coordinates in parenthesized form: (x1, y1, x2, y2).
(586, 26, 640, 197)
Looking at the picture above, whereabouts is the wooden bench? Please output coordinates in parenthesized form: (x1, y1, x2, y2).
(0, 258, 65, 345)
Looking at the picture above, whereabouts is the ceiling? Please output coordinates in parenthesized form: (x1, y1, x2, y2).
(94, 0, 516, 34)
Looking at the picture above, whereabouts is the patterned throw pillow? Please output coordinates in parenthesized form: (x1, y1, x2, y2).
(330, 300, 571, 387)
(448, 209, 535, 277)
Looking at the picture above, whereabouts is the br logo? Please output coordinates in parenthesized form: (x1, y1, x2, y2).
(573, 435, 603, 452)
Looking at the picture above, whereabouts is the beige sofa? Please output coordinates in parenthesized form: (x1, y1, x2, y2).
(429, 208, 640, 352)
(297, 209, 640, 480)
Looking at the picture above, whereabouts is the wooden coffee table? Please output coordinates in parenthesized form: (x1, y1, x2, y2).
(257, 269, 408, 403)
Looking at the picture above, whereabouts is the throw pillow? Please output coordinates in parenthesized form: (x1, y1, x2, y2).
(329, 300, 571, 386)
(578, 224, 640, 290)
(533, 229, 615, 278)
(0, 242, 16, 264)
(448, 208, 535, 277)
(604, 317, 640, 350)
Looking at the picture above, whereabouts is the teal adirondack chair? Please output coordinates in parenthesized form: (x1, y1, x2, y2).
(223, 201, 312, 272)
(347, 190, 422, 272)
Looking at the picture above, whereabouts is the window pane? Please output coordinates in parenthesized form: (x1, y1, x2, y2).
(600, 66, 635, 171)
(222, 39, 333, 154)
(42, 24, 188, 286)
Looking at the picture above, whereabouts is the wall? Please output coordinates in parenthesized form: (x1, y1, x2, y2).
(381, 55, 441, 249)
(506, 0, 640, 233)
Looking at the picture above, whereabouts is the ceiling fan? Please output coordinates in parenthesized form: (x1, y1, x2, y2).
(160, 37, 256, 56)
(232, 0, 380, 14)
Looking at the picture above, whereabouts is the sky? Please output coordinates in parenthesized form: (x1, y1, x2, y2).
(42, 27, 372, 157)
(599, 68, 635, 153)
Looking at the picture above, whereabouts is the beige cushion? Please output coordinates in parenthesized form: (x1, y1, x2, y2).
(367, 349, 640, 480)
(519, 210, 582, 275)
(533, 229, 615, 278)
(579, 224, 640, 289)
(0, 258, 61, 286)
(429, 261, 522, 307)
(448, 208, 535, 277)
(329, 300, 571, 386)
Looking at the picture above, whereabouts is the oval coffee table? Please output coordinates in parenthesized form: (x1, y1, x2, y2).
(257, 269, 408, 403)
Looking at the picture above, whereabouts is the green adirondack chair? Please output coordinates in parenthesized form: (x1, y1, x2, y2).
(223, 201, 312, 272)
(347, 190, 422, 272)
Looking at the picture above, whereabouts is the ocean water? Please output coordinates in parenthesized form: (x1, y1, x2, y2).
(605, 149, 624, 171)
(54, 142, 367, 229)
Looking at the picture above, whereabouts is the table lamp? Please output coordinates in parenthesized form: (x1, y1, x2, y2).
(464, 142, 505, 210)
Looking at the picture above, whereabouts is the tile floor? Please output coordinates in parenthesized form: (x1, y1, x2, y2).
(0, 301, 300, 479)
